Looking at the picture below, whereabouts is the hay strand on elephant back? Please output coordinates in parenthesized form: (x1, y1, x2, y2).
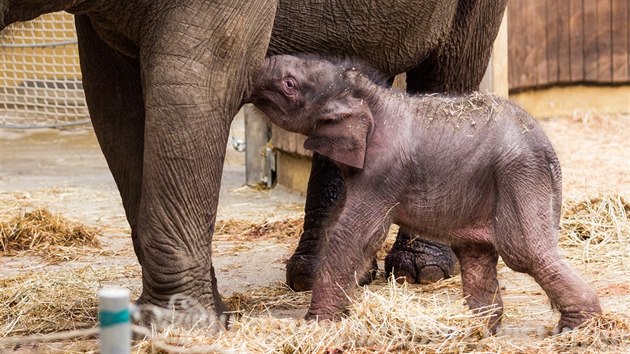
(435, 91, 501, 119)
(0, 208, 101, 262)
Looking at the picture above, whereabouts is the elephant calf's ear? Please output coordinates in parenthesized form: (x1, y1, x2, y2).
(303, 98, 373, 169)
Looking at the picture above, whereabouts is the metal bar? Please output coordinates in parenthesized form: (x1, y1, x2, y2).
(0, 120, 91, 129)
(0, 40, 78, 48)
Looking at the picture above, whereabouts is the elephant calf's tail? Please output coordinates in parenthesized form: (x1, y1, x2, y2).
(544, 149, 563, 232)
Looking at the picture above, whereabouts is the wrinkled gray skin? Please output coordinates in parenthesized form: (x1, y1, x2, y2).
(1, 0, 506, 327)
(249, 55, 602, 332)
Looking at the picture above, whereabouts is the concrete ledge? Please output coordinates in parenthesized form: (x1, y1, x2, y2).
(276, 150, 311, 195)
(510, 85, 630, 118)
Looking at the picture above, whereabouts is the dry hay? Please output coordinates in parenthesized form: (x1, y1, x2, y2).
(0, 265, 141, 337)
(214, 218, 303, 243)
(138, 279, 493, 354)
(560, 194, 629, 245)
(0, 208, 102, 263)
(138, 282, 630, 353)
(1, 194, 628, 352)
(224, 283, 310, 315)
(536, 313, 630, 353)
(559, 194, 630, 264)
(224, 277, 460, 318)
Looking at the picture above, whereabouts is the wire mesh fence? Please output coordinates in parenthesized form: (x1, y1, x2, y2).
(0, 12, 90, 129)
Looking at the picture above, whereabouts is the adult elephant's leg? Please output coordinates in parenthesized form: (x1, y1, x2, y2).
(406, 0, 508, 94)
(133, 0, 276, 326)
(75, 15, 146, 263)
(386, 0, 508, 284)
(286, 154, 343, 291)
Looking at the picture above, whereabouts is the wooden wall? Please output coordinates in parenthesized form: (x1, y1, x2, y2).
(508, 0, 629, 91)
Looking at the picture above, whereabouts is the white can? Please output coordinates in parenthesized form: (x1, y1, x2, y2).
(98, 287, 131, 354)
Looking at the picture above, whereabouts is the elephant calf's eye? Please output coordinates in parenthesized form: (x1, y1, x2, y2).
(282, 76, 298, 96)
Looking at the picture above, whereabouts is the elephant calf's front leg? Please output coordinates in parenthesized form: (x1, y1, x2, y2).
(306, 192, 394, 320)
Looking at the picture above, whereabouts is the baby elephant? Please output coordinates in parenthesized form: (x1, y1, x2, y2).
(247, 55, 601, 332)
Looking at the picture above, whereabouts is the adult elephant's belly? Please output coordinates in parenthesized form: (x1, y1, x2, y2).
(267, 0, 457, 76)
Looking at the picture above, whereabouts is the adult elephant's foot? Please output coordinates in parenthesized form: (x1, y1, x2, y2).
(286, 252, 318, 292)
(136, 294, 228, 331)
(385, 229, 459, 284)
(135, 265, 229, 331)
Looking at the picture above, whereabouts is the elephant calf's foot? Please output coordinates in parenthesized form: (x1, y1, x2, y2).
(305, 298, 351, 322)
(385, 236, 459, 284)
(554, 306, 602, 334)
(305, 308, 348, 322)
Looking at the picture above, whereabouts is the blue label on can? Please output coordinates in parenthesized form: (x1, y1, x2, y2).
(99, 308, 130, 327)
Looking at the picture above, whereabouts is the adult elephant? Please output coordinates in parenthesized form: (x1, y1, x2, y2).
(0, 0, 508, 327)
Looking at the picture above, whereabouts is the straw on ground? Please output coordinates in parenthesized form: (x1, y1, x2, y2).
(0, 194, 628, 353)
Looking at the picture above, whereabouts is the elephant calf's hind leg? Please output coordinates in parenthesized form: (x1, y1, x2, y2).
(494, 183, 601, 332)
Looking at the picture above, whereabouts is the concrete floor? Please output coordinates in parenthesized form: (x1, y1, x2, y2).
(0, 115, 305, 296)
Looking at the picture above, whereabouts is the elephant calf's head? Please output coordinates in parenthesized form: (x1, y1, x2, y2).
(248, 55, 382, 169)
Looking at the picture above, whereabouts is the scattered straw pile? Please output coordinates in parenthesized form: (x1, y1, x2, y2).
(559, 194, 630, 264)
(134, 193, 630, 352)
(0, 265, 141, 337)
(0, 208, 101, 262)
(139, 279, 493, 354)
(214, 219, 303, 243)
(539, 313, 630, 352)
(1, 195, 628, 352)
(560, 194, 629, 245)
